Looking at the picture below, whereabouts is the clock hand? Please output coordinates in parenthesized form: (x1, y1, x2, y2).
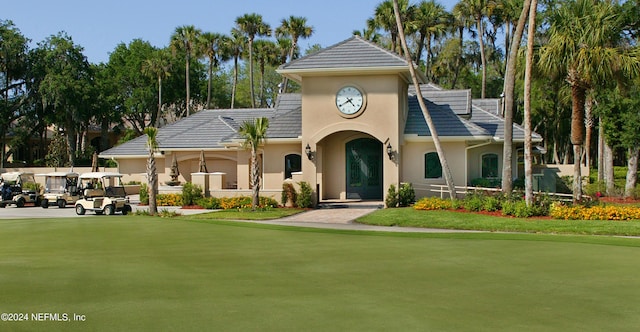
(339, 97, 354, 107)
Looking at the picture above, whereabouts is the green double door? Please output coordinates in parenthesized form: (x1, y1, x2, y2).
(346, 138, 383, 200)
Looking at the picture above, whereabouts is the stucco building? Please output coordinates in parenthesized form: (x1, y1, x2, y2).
(100, 36, 540, 202)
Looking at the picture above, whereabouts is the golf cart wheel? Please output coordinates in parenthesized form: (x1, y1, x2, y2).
(75, 204, 86, 215)
(16, 197, 25, 208)
(0, 203, 5, 208)
(41, 200, 49, 208)
(57, 199, 66, 208)
(122, 205, 131, 215)
(104, 204, 115, 215)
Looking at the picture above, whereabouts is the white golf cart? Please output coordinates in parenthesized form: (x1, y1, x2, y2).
(38, 172, 81, 208)
(0, 172, 43, 208)
(74, 172, 132, 215)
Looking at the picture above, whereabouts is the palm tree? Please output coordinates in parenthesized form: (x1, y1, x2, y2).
(538, 0, 640, 202)
(392, 0, 456, 199)
(144, 126, 159, 216)
(501, 0, 532, 194)
(374, 0, 414, 54)
(198, 32, 228, 109)
(170, 25, 202, 117)
(239, 117, 269, 210)
(456, 0, 492, 98)
(413, 0, 449, 80)
(235, 13, 272, 108)
(225, 29, 246, 109)
(141, 49, 172, 127)
(275, 16, 314, 93)
(254, 39, 279, 107)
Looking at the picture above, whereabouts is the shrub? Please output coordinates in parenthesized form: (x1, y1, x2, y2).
(470, 178, 501, 188)
(398, 183, 415, 207)
(181, 182, 203, 206)
(482, 195, 501, 212)
(462, 191, 485, 212)
(281, 182, 297, 207)
(502, 200, 534, 218)
(139, 183, 149, 205)
(196, 197, 221, 209)
(156, 193, 182, 206)
(218, 196, 278, 209)
(385, 184, 398, 208)
(414, 197, 453, 210)
(297, 181, 314, 208)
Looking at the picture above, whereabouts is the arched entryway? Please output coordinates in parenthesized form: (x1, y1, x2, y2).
(345, 138, 383, 199)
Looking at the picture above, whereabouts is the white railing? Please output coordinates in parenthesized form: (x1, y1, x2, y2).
(429, 184, 576, 201)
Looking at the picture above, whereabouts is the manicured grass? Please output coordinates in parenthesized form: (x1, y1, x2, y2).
(186, 208, 304, 220)
(1, 216, 640, 331)
(357, 207, 640, 236)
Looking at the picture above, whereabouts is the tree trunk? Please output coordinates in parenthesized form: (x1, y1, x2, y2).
(584, 94, 594, 168)
(625, 146, 639, 198)
(569, 82, 586, 202)
(424, 36, 432, 81)
(231, 57, 238, 109)
(572, 144, 583, 201)
(523, 0, 537, 206)
(147, 152, 157, 216)
(248, 39, 256, 108)
(206, 58, 213, 109)
(251, 148, 260, 209)
(604, 142, 614, 195)
(186, 53, 191, 117)
(501, 0, 532, 194)
(597, 116, 604, 182)
(393, 0, 456, 199)
(477, 18, 487, 99)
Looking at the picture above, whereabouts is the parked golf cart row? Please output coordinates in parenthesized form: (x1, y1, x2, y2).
(0, 171, 131, 215)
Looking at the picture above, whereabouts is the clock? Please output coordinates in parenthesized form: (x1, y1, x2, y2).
(336, 86, 364, 116)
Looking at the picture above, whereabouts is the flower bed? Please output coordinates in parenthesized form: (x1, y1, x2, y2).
(550, 203, 640, 220)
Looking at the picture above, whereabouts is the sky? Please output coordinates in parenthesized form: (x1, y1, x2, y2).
(4, 0, 457, 64)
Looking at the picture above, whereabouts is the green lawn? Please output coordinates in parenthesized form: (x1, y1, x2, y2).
(2, 216, 640, 331)
(357, 207, 640, 236)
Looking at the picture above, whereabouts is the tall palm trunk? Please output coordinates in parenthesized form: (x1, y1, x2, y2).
(231, 56, 239, 109)
(206, 59, 213, 109)
(523, 0, 537, 206)
(604, 142, 614, 195)
(248, 39, 256, 108)
(393, 0, 456, 199)
(501, 0, 532, 193)
(476, 18, 487, 99)
(185, 53, 191, 117)
(625, 146, 639, 198)
(570, 80, 586, 202)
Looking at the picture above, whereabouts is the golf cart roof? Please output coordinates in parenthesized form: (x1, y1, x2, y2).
(79, 172, 124, 180)
(36, 172, 79, 178)
(1, 172, 35, 182)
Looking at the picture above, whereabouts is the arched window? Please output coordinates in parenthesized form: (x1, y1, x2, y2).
(285, 154, 302, 179)
(424, 152, 442, 179)
(482, 153, 499, 178)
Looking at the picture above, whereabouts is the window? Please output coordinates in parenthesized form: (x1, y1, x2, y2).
(482, 153, 499, 178)
(424, 152, 442, 179)
(284, 154, 302, 179)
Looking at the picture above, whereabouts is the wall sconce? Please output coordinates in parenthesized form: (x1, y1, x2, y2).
(386, 143, 393, 160)
(305, 143, 314, 160)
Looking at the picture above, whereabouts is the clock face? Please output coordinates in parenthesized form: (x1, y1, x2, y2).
(336, 86, 364, 115)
